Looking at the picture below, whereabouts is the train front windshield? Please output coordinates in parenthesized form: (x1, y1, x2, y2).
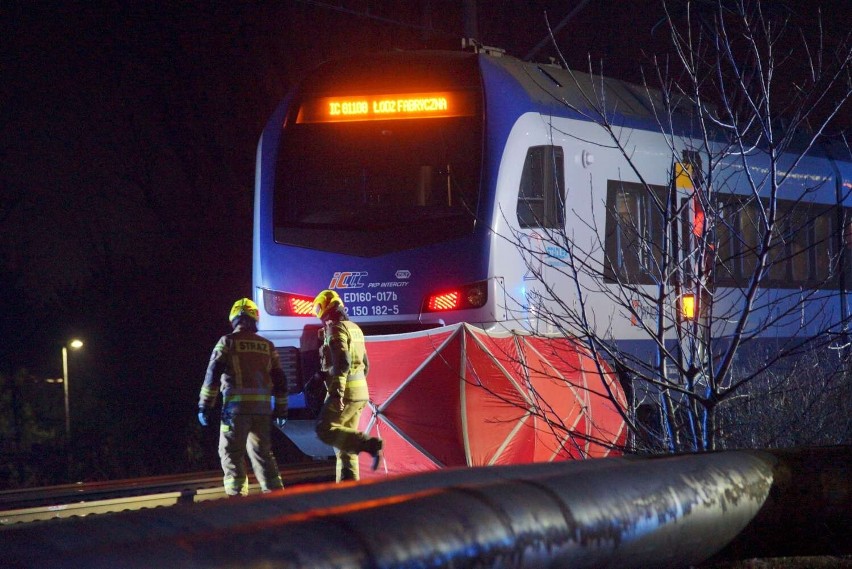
(274, 56, 483, 257)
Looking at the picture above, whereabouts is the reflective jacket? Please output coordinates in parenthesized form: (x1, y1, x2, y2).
(322, 319, 369, 402)
(199, 324, 288, 416)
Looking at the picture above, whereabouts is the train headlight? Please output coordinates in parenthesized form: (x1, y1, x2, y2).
(466, 283, 486, 308)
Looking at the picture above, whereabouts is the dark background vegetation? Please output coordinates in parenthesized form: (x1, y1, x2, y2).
(2, 1, 847, 487)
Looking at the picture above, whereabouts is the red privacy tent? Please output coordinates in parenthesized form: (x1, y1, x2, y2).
(357, 323, 627, 478)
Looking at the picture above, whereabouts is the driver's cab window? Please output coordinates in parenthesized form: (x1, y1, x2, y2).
(517, 146, 565, 228)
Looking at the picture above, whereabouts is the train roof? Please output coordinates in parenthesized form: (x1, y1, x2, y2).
(484, 51, 848, 162)
(482, 50, 701, 135)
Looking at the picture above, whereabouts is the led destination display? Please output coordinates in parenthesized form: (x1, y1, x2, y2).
(296, 91, 477, 123)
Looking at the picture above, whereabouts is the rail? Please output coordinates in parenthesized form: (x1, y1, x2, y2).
(0, 461, 334, 525)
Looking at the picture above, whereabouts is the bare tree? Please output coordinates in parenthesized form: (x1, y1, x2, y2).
(718, 346, 852, 448)
(501, 0, 851, 453)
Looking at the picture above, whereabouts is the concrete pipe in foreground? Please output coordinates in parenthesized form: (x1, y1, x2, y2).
(2, 446, 849, 568)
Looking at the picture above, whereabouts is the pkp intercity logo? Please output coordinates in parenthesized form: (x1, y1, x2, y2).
(328, 271, 368, 289)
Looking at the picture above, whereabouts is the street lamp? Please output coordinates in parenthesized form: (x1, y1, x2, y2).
(62, 339, 84, 440)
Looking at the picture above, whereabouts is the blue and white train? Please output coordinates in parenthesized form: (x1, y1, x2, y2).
(252, 47, 852, 419)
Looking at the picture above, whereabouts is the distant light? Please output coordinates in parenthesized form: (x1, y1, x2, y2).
(69, 339, 84, 349)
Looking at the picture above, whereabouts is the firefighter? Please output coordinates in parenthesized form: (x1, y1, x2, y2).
(198, 298, 288, 496)
(313, 289, 383, 481)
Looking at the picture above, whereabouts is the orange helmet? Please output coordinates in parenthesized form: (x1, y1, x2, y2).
(313, 289, 343, 320)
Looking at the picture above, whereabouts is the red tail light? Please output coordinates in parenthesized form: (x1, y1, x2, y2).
(423, 281, 487, 313)
(427, 290, 460, 311)
(263, 289, 315, 317)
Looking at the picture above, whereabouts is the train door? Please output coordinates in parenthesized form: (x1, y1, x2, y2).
(517, 144, 567, 333)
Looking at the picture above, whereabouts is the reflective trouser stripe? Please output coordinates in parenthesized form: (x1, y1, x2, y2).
(223, 474, 248, 496)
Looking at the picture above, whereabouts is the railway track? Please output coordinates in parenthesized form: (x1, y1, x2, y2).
(0, 460, 335, 526)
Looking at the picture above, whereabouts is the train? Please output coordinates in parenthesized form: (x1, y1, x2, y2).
(251, 45, 852, 439)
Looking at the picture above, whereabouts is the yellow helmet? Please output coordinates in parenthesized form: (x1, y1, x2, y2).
(229, 298, 259, 323)
(313, 289, 343, 320)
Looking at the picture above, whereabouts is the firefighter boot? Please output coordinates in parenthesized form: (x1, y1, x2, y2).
(365, 437, 384, 471)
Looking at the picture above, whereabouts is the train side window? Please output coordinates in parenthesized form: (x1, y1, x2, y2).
(737, 201, 761, 281)
(722, 199, 841, 289)
(714, 200, 738, 285)
(517, 146, 565, 228)
(768, 209, 789, 283)
(812, 212, 833, 283)
(844, 217, 852, 286)
(789, 208, 810, 283)
(603, 180, 665, 284)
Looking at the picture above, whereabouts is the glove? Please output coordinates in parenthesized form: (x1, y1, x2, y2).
(274, 416, 288, 431)
(198, 407, 211, 427)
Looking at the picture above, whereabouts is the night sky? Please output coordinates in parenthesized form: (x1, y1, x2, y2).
(2, 1, 848, 484)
